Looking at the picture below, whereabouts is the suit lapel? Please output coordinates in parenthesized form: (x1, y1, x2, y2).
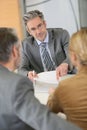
(48, 30, 57, 65)
(33, 40, 44, 71)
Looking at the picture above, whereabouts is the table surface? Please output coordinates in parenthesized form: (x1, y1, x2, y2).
(34, 71, 74, 104)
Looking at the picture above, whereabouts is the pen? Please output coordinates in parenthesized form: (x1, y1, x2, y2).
(33, 70, 36, 86)
(33, 70, 35, 76)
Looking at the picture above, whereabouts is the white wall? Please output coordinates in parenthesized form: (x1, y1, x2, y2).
(26, 0, 80, 36)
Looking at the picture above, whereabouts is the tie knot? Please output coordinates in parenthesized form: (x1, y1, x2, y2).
(40, 42, 46, 48)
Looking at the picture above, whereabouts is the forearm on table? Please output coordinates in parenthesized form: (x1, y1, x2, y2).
(47, 94, 61, 113)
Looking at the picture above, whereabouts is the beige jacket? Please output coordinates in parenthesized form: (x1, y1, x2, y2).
(47, 66, 87, 130)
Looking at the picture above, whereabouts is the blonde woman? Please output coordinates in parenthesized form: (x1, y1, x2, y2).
(47, 29, 87, 130)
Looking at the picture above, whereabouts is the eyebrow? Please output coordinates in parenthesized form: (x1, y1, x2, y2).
(30, 27, 36, 31)
(30, 23, 43, 31)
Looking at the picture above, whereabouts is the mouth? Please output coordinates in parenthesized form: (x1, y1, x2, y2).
(38, 32, 44, 37)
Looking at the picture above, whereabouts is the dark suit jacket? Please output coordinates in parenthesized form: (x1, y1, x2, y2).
(18, 28, 73, 76)
(0, 65, 81, 130)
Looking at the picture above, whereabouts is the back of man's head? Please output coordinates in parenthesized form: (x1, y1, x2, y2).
(0, 27, 19, 63)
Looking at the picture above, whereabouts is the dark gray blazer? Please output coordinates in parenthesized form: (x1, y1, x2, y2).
(0, 65, 81, 130)
(18, 28, 74, 76)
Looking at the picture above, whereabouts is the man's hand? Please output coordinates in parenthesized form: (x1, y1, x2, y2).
(27, 71, 38, 82)
(56, 63, 68, 79)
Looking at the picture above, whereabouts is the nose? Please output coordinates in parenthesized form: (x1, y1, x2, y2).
(35, 27, 41, 34)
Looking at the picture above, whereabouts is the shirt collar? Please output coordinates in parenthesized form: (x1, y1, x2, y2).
(36, 31, 49, 45)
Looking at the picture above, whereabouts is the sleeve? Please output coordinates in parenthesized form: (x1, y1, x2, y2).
(61, 29, 75, 73)
(61, 29, 70, 64)
(47, 85, 63, 113)
(18, 40, 32, 76)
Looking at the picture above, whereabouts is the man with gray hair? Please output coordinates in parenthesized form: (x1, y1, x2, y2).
(0, 27, 81, 130)
(18, 10, 75, 82)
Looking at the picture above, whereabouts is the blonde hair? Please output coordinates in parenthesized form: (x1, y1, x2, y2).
(69, 29, 87, 65)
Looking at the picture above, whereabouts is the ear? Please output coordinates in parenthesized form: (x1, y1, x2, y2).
(26, 26, 31, 35)
(70, 51, 78, 67)
(12, 45, 17, 58)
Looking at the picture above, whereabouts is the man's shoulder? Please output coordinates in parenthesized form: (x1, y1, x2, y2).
(47, 28, 68, 34)
(22, 35, 34, 45)
(47, 28, 69, 41)
(47, 28, 69, 39)
(9, 71, 33, 88)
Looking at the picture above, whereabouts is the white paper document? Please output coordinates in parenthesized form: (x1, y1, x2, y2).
(34, 71, 74, 93)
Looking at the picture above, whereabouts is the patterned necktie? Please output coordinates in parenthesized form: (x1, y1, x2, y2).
(40, 43, 56, 71)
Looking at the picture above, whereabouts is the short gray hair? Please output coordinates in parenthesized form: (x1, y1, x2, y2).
(23, 10, 44, 25)
(0, 27, 19, 63)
